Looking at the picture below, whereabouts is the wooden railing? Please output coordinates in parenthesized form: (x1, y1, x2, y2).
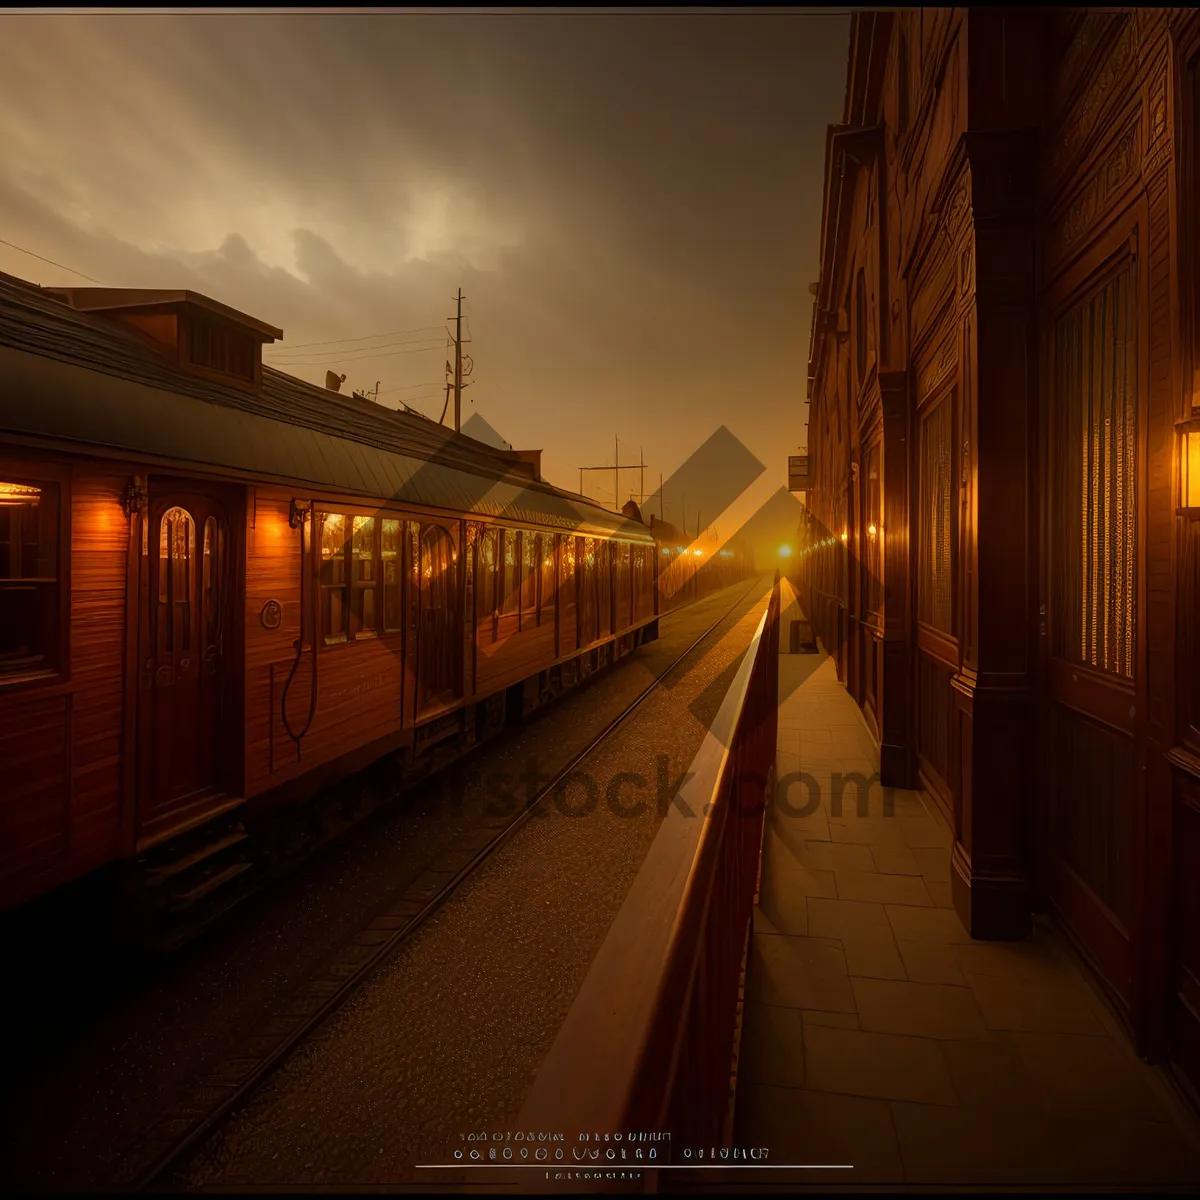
(513, 572, 781, 1172)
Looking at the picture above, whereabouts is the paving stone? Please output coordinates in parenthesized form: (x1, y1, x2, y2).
(890, 1100, 1062, 1185)
(839, 931, 907, 981)
(963, 970, 1106, 1036)
(807, 896, 893, 941)
(885, 903, 971, 944)
(746, 933, 856, 1013)
(833, 870, 933, 907)
(937, 1038, 1043, 1111)
(735, 1085, 904, 1184)
(801, 840, 876, 874)
(868, 844, 922, 875)
(738, 1003, 805, 1089)
(900, 818, 953, 849)
(803, 1025, 957, 1106)
(1006, 1031, 1173, 1120)
(913, 847, 951, 882)
(802, 1009, 860, 1030)
(851, 977, 994, 1042)
(896, 940, 966, 986)
(827, 818, 912, 847)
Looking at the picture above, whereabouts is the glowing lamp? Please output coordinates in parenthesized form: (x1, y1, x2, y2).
(778, 545, 792, 558)
(1182, 425, 1200, 511)
(841, 530, 848, 544)
(867, 523, 877, 538)
(693, 548, 703, 557)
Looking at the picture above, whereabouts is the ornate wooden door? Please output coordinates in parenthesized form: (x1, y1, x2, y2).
(137, 488, 228, 838)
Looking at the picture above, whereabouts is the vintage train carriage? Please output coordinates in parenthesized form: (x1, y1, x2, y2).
(0, 273, 658, 917)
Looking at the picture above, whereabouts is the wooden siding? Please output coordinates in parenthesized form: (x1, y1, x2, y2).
(0, 470, 127, 908)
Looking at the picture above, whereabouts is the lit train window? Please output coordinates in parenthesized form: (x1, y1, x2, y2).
(540, 536, 555, 615)
(521, 533, 539, 616)
(0, 478, 60, 677)
(351, 516, 377, 637)
(158, 507, 195, 653)
(381, 518, 402, 632)
(501, 529, 519, 615)
(319, 513, 348, 643)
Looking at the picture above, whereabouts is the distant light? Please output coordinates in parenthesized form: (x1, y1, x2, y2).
(841, 531, 848, 543)
(868, 523, 877, 538)
(693, 548, 703, 557)
(778, 545, 792, 558)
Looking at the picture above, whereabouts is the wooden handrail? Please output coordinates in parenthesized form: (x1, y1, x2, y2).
(511, 573, 781, 1180)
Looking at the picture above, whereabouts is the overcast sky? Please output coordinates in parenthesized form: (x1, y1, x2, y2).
(1, 8, 847, 535)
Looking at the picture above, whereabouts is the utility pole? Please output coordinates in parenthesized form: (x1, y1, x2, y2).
(639, 448, 645, 508)
(446, 288, 472, 433)
(660, 473, 664, 521)
(578, 434, 642, 513)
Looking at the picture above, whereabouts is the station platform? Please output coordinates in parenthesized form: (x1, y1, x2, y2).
(732, 580, 1200, 1188)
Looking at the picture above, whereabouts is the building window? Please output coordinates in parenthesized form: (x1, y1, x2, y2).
(865, 442, 883, 618)
(186, 316, 256, 382)
(1052, 264, 1137, 678)
(318, 510, 405, 644)
(855, 269, 869, 385)
(0, 478, 60, 677)
(918, 395, 954, 632)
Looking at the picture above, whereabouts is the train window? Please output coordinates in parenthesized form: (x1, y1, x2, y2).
(521, 533, 539, 617)
(0, 478, 60, 678)
(319, 513, 348, 643)
(186, 316, 256, 382)
(381, 518, 402, 632)
(615, 542, 631, 628)
(540, 537, 555, 617)
(501, 529, 519, 615)
(351, 516, 377, 637)
(478, 527, 498, 635)
(158, 507, 195, 653)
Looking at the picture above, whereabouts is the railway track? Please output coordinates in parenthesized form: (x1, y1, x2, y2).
(107, 577, 764, 1192)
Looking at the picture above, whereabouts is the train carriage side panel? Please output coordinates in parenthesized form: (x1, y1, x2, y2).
(244, 487, 407, 798)
(473, 524, 556, 698)
(0, 458, 128, 911)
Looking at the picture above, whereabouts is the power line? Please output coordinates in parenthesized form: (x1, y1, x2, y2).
(265, 341, 446, 367)
(378, 379, 443, 395)
(266, 333, 446, 362)
(0, 236, 103, 284)
(263, 324, 444, 353)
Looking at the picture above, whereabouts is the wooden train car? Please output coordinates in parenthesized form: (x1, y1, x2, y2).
(0, 272, 659, 924)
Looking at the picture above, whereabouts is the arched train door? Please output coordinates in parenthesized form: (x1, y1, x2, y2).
(137, 489, 228, 841)
(418, 523, 459, 713)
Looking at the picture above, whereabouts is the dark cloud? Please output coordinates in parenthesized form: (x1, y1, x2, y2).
(0, 9, 847, 517)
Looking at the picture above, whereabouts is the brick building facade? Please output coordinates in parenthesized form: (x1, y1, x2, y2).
(797, 9, 1200, 1095)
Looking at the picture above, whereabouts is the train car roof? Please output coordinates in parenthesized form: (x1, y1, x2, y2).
(0, 275, 652, 542)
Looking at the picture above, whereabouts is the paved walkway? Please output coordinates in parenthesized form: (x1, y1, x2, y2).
(733, 580, 1200, 1189)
